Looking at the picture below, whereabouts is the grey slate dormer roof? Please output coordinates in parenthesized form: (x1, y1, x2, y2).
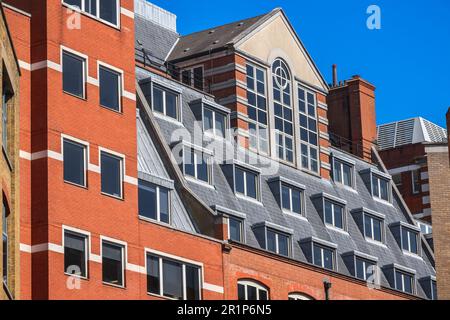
(136, 67, 436, 299)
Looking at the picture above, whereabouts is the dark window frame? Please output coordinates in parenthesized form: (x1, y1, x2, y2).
(101, 239, 125, 288)
(63, 229, 89, 279)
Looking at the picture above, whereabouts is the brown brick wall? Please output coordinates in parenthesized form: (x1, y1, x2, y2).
(427, 148, 450, 299)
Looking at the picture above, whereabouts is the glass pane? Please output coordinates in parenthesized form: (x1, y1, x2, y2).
(373, 219, 382, 242)
(65, 0, 82, 8)
(281, 185, 290, 211)
(343, 163, 352, 186)
(323, 248, 333, 270)
(99, 0, 118, 25)
(153, 87, 164, 113)
(147, 255, 160, 295)
(404, 274, 413, 294)
(63, 140, 85, 186)
(235, 168, 245, 194)
(238, 283, 246, 300)
(193, 67, 203, 90)
(355, 258, 365, 280)
(64, 232, 86, 277)
(364, 216, 373, 239)
(215, 112, 226, 138)
(259, 289, 268, 300)
(292, 189, 302, 215)
(402, 228, 409, 251)
(266, 230, 276, 253)
(99, 67, 120, 111)
(165, 91, 178, 119)
(247, 285, 257, 300)
(333, 161, 342, 183)
(101, 153, 122, 197)
(409, 232, 418, 254)
(334, 205, 343, 229)
(380, 179, 389, 201)
(278, 234, 289, 256)
(324, 201, 333, 225)
(246, 171, 257, 199)
(196, 152, 209, 183)
(2, 233, 6, 283)
(102, 242, 123, 286)
(313, 245, 322, 267)
(185, 265, 200, 300)
(63, 52, 84, 97)
(138, 181, 157, 220)
(395, 271, 403, 291)
(229, 218, 242, 242)
(163, 259, 183, 300)
(372, 176, 379, 197)
(84, 0, 97, 15)
(184, 149, 195, 178)
(159, 188, 170, 223)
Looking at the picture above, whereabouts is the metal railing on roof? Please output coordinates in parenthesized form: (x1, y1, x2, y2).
(329, 132, 377, 161)
(135, 47, 210, 93)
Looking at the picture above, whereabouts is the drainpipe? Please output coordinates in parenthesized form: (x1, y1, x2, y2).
(323, 279, 332, 300)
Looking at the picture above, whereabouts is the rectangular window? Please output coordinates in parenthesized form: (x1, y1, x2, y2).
(64, 0, 119, 27)
(203, 107, 226, 138)
(281, 184, 303, 216)
(181, 67, 204, 90)
(63, 139, 87, 187)
(64, 230, 88, 278)
(372, 174, 390, 202)
(402, 227, 419, 254)
(2, 89, 12, 156)
(62, 51, 85, 98)
(246, 64, 268, 154)
(101, 152, 123, 198)
(235, 166, 258, 200)
(138, 180, 170, 224)
(333, 159, 353, 188)
(266, 229, 290, 257)
(392, 173, 402, 190)
(364, 214, 383, 243)
(324, 200, 344, 230)
(183, 148, 211, 184)
(2, 202, 8, 284)
(411, 170, 421, 194)
(99, 66, 121, 112)
(313, 244, 334, 270)
(355, 257, 376, 281)
(102, 241, 125, 287)
(432, 280, 437, 300)
(395, 270, 414, 294)
(299, 88, 319, 173)
(146, 254, 201, 300)
(228, 216, 243, 243)
(152, 85, 179, 120)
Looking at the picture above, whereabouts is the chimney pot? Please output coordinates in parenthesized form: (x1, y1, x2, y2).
(332, 64, 338, 87)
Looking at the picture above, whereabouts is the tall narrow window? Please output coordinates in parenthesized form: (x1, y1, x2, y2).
(324, 200, 344, 230)
(313, 244, 334, 270)
(411, 170, 421, 194)
(235, 166, 258, 200)
(401, 227, 419, 254)
(298, 87, 318, 172)
(146, 254, 201, 300)
(102, 241, 125, 287)
(181, 67, 204, 90)
(333, 159, 353, 188)
(372, 174, 390, 202)
(364, 214, 383, 243)
(228, 216, 244, 243)
(2, 88, 11, 156)
(63, 139, 86, 187)
(183, 148, 211, 184)
(272, 59, 294, 163)
(99, 0, 118, 26)
(238, 280, 268, 300)
(247, 64, 268, 154)
(99, 66, 121, 112)
(203, 107, 226, 138)
(2, 201, 8, 284)
(138, 180, 170, 224)
(281, 184, 303, 216)
(64, 231, 88, 278)
(101, 152, 123, 198)
(152, 85, 179, 120)
(62, 51, 85, 98)
(355, 257, 376, 281)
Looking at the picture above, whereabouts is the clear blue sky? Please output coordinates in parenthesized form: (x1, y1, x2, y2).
(148, 0, 450, 127)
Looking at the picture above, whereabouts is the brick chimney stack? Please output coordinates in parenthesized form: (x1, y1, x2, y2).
(326, 72, 377, 162)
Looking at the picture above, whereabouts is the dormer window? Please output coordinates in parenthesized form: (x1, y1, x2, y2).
(395, 269, 415, 294)
(313, 193, 347, 231)
(181, 144, 213, 185)
(332, 155, 355, 188)
(268, 177, 305, 217)
(300, 237, 337, 271)
(152, 84, 180, 121)
(203, 107, 226, 138)
(352, 208, 385, 244)
(372, 173, 390, 202)
(390, 222, 421, 255)
(138, 175, 173, 224)
(298, 87, 319, 173)
(235, 165, 259, 201)
(253, 222, 293, 257)
(213, 205, 246, 243)
(343, 251, 378, 282)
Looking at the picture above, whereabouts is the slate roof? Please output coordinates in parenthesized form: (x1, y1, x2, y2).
(377, 117, 447, 150)
(167, 9, 280, 62)
(136, 67, 436, 299)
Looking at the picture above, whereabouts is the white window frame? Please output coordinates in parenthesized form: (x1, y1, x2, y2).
(265, 228, 291, 257)
(395, 269, 415, 294)
(288, 293, 314, 300)
(62, 0, 121, 29)
(298, 86, 319, 173)
(312, 243, 335, 270)
(333, 158, 355, 188)
(355, 257, 376, 281)
(246, 63, 269, 155)
(183, 146, 212, 185)
(61, 135, 89, 188)
(372, 173, 391, 202)
(145, 250, 203, 300)
(62, 226, 90, 280)
(202, 106, 228, 139)
(138, 180, 171, 224)
(151, 83, 180, 121)
(227, 216, 244, 243)
(401, 226, 419, 255)
(99, 147, 125, 199)
(98, 61, 123, 113)
(363, 213, 385, 244)
(61, 48, 87, 99)
(281, 184, 304, 217)
(324, 199, 345, 231)
(234, 165, 260, 201)
(100, 236, 126, 288)
(238, 280, 269, 300)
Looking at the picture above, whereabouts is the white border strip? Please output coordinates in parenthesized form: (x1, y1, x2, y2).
(121, 7, 135, 19)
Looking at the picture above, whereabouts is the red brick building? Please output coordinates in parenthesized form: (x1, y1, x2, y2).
(1, 0, 437, 300)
